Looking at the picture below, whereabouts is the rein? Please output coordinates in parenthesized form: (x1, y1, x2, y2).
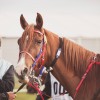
(14, 83, 26, 94)
(14, 82, 44, 100)
(74, 55, 100, 100)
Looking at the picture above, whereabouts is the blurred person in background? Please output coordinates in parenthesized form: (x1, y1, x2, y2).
(0, 59, 16, 100)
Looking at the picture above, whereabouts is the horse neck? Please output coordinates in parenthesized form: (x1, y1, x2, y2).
(43, 29, 95, 98)
(63, 38, 95, 76)
(43, 30, 77, 96)
(61, 38, 95, 96)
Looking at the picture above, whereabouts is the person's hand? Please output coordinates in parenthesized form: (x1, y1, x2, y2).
(7, 92, 16, 100)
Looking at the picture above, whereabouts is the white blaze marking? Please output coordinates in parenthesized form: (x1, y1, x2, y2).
(15, 56, 27, 75)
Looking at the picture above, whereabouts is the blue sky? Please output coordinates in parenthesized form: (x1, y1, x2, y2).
(0, 0, 100, 37)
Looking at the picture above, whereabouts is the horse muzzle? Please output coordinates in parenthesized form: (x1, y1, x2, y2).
(14, 68, 29, 83)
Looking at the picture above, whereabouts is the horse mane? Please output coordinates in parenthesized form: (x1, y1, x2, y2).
(62, 38, 95, 77)
(60, 38, 100, 99)
(44, 28, 95, 77)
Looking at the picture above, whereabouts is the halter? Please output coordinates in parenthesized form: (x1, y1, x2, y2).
(16, 30, 46, 100)
(19, 30, 46, 70)
(18, 30, 63, 100)
(18, 29, 46, 87)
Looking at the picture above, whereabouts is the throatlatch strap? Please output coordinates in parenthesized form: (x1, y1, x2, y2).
(50, 37, 63, 67)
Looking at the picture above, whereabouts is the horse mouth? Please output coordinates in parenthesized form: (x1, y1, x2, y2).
(14, 70, 27, 83)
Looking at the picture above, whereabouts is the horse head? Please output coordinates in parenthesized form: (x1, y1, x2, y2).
(15, 13, 47, 84)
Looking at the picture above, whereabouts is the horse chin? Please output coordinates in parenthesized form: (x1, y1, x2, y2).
(19, 76, 29, 84)
(14, 70, 29, 84)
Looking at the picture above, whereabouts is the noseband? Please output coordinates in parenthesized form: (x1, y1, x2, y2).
(20, 51, 35, 62)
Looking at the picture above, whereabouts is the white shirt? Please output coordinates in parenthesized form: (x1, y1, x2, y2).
(0, 59, 11, 79)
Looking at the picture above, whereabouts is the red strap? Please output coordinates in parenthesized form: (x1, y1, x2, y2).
(74, 61, 100, 99)
(33, 43, 46, 70)
(27, 82, 44, 100)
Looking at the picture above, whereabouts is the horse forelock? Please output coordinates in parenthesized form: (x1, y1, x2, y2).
(25, 24, 34, 38)
(21, 24, 45, 49)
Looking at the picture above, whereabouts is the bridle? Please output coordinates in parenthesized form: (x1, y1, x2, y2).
(18, 29, 63, 77)
(18, 29, 46, 88)
(15, 30, 46, 100)
(17, 29, 63, 100)
(19, 30, 46, 72)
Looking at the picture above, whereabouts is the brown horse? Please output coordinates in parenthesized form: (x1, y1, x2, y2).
(15, 13, 100, 100)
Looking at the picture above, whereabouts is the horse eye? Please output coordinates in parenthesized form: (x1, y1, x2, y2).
(37, 40, 42, 44)
(35, 40, 42, 44)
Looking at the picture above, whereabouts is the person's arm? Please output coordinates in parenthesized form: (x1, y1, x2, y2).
(0, 92, 16, 100)
(0, 65, 15, 92)
(0, 92, 8, 100)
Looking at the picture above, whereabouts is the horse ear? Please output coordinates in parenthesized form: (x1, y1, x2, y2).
(36, 13, 43, 29)
(20, 14, 28, 30)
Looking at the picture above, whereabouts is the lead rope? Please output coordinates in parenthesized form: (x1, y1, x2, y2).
(14, 82, 44, 100)
(14, 83, 26, 94)
(27, 82, 44, 100)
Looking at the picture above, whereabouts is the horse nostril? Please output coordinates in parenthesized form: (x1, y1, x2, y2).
(21, 68, 28, 79)
(24, 68, 28, 73)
